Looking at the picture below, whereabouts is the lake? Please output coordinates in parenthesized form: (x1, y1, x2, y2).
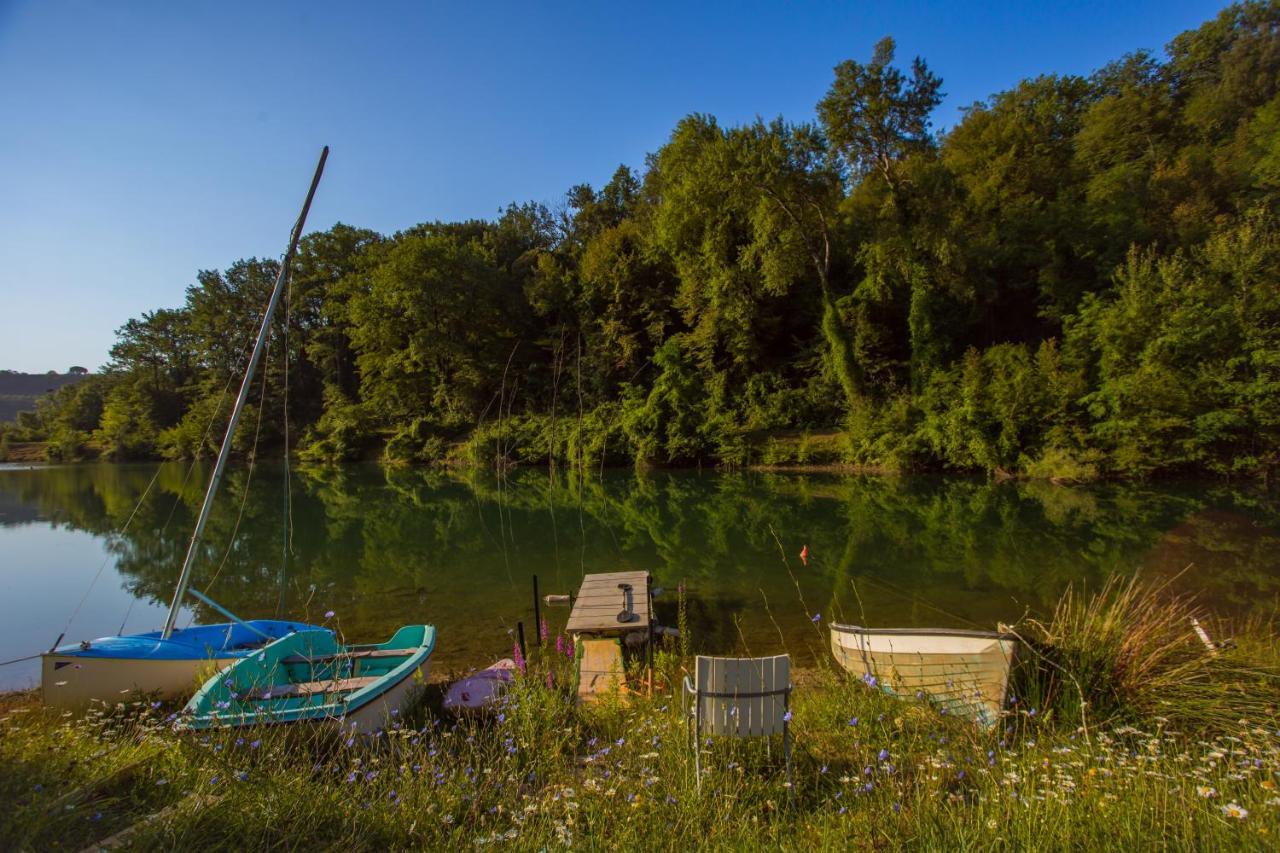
(1, 462, 1278, 691)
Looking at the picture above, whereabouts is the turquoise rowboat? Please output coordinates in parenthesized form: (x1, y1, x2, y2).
(181, 625, 435, 731)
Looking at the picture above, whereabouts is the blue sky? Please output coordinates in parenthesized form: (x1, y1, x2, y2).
(0, 0, 1228, 372)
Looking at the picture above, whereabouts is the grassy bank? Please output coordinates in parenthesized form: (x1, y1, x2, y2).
(2, 584, 1278, 850)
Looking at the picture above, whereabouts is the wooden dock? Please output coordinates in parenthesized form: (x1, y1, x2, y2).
(566, 570, 652, 702)
(565, 570, 652, 636)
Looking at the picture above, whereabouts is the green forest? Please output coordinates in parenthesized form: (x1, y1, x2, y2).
(6, 2, 1280, 479)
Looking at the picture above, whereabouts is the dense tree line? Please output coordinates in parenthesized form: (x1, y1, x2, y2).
(6, 3, 1279, 479)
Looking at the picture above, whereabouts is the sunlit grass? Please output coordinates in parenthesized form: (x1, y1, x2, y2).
(2, 590, 1278, 850)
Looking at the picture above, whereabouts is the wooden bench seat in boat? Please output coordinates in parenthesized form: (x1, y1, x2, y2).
(253, 675, 381, 699)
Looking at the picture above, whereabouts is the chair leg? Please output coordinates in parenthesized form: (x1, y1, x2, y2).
(784, 724, 793, 804)
(695, 723, 702, 793)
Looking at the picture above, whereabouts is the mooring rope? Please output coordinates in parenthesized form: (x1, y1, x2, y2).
(0, 652, 42, 668)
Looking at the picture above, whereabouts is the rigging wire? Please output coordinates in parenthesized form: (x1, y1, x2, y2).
(278, 264, 294, 617)
(52, 464, 162, 649)
(117, 338, 251, 635)
(185, 331, 274, 624)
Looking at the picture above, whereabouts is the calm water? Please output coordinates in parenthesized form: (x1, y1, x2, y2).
(1, 463, 1278, 691)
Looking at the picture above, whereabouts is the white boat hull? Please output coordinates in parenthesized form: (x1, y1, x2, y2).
(343, 659, 431, 733)
(830, 625, 1017, 725)
(41, 653, 234, 710)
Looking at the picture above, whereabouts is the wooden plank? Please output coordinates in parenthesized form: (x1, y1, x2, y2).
(577, 638, 625, 702)
(568, 602, 650, 620)
(253, 676, 380, 700)
(45, 755, 157, 815)
(79, 794, 221, 853)
(567, 571, 653, 634)
(576, 570, 649, 583)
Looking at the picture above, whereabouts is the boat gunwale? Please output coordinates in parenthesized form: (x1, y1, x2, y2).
(830, 623, 1019, 642)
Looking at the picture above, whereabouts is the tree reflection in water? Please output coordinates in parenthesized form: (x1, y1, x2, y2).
(1, 463, 1276, 674)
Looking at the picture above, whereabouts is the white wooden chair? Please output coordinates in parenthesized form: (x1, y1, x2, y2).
(683, 654, 792, 793)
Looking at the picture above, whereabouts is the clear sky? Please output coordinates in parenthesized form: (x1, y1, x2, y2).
(0, 0, 1229, 373)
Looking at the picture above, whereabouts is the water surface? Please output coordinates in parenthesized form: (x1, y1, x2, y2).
(1, 463, 1277, 691)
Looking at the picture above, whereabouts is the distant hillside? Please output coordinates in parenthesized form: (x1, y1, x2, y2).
(0, 370, 89, 423)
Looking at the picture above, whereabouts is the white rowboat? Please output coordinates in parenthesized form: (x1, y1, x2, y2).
(830, 624, 1018, 726)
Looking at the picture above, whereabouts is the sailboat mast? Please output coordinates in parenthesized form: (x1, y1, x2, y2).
(161, 146, 329, 640)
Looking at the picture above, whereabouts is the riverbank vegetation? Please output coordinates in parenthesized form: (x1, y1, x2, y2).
(2, 580, 1277, 850)
(5, 3, 1280, 480)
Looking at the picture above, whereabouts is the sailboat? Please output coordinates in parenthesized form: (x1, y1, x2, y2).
(42, 148, 333, 710)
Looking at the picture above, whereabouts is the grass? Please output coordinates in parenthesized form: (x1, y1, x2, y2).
(2, 586, 1279, 851)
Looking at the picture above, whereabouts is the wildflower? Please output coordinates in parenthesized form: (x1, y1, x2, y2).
(811, 613, 821, 623)
(236, 771, 249, 782)
(848, 717, 858, 727)
(783, 710, 792, 723)
(555, 634, 565, 656)
(879, 749, 890, 762)
(799, 545, 809, 566)
(250, 739, 260, 749)
(324, 610, 335, 619)
(540, 618, 549, 644)
(1197, 786, 1218, 799)
(1221, 803, 1248, 819)
(513, 641, 526, 673)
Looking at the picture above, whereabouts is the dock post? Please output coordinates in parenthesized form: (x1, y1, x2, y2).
(533, 575, 542, 647)
(516, 621, 527, 666)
